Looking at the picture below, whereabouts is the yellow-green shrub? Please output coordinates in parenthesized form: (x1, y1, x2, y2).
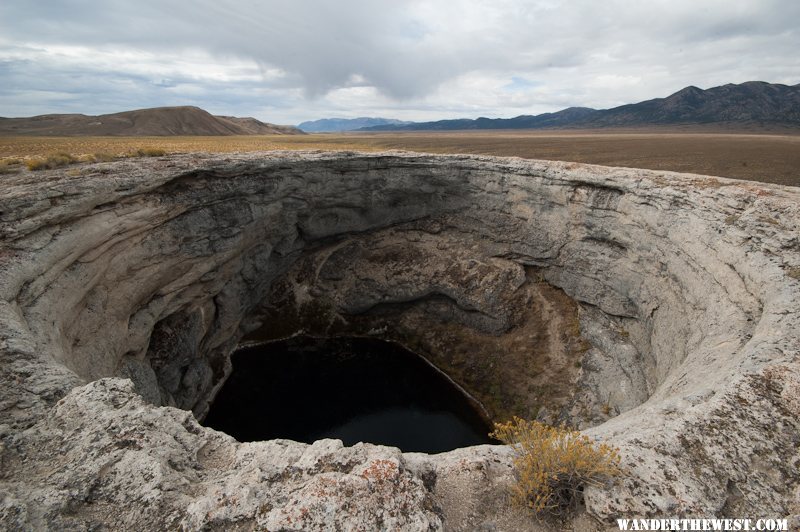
(26, 152, 78, 171)
(490, 417, 621, 515)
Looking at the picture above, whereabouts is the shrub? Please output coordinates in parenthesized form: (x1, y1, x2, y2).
(26, 152, 78, 171)
(26, 159, 46, 171)
(133, 147, 166, 157)
(0, 158, 23, 174)
(92, 152, 117, 162)
(490, 417, 621, 515)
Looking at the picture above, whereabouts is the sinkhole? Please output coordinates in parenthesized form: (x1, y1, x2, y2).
(203, 336, 497, 453)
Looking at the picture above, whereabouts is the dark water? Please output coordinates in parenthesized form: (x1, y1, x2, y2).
(203, 336, 496, 453)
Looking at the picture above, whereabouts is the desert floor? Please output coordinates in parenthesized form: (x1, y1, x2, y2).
(2, 130, 798, 186)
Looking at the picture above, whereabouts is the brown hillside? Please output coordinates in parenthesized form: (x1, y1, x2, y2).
(216, 116, 301, 135)
(0, 106, 304, 136)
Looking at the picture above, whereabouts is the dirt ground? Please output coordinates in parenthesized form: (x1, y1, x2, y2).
(1, 129, 798, 186)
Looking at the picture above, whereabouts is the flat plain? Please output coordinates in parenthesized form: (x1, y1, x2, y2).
(1, 130, 798, 186)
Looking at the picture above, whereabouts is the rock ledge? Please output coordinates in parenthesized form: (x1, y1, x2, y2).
(1, 152, 798, 530)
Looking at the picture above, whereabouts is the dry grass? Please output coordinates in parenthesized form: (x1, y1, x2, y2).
(14, 146, 170, 172)
(491, 417, 622, 515)
(0, 135, 368, 160)
(1, 130, 798, 186)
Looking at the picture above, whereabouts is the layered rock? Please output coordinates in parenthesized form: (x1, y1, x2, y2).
(0, 152, 798, 530)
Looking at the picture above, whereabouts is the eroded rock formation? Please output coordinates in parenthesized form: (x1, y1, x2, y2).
(0, 152, 798, 530)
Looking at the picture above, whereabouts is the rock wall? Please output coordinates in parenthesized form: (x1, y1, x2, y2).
(0, 152, 798, 530)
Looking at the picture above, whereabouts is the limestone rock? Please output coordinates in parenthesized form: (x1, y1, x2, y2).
(0, 152, 798, 530)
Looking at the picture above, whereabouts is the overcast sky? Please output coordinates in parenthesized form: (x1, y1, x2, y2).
(1, 0, 798, 125)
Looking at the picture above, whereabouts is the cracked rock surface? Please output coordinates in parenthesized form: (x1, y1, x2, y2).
(0, 151, 798, 530)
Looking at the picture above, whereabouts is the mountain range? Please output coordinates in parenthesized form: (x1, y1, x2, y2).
(0, 106, 304, 136)
(297, 117, 414, 132)
(359, 81, 800, 131)
(3, 82, 797, 136)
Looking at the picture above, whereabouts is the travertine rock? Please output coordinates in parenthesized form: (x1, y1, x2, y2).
(0, 152, 798, 530)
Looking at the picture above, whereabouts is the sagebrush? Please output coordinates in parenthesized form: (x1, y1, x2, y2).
(490, 417, 621, 515)
(132, 147, 166, 157)
(23, 148, 170, 171)
(26, 152, 78, 171)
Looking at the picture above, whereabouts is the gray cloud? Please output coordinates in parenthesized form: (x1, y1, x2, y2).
(1, 0, 798, 123)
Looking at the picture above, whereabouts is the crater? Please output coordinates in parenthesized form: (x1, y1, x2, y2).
(1, 152, 798, 530)
(203, 336, 496, 453)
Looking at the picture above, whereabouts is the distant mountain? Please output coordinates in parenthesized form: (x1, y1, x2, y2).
(367, 107, 598, 131)
(298, 117, 414, 132)
(0, 106, 305, 136)
(359, 82, 800, 131)
(586, 81, 800, 127)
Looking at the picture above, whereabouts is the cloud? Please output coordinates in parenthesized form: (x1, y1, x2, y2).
(1, 0, 798, 122)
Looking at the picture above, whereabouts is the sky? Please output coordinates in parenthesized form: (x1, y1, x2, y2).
(1, 0, 798, 125)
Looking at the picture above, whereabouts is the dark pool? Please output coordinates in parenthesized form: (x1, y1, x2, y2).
(202, 336, 496, 453)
